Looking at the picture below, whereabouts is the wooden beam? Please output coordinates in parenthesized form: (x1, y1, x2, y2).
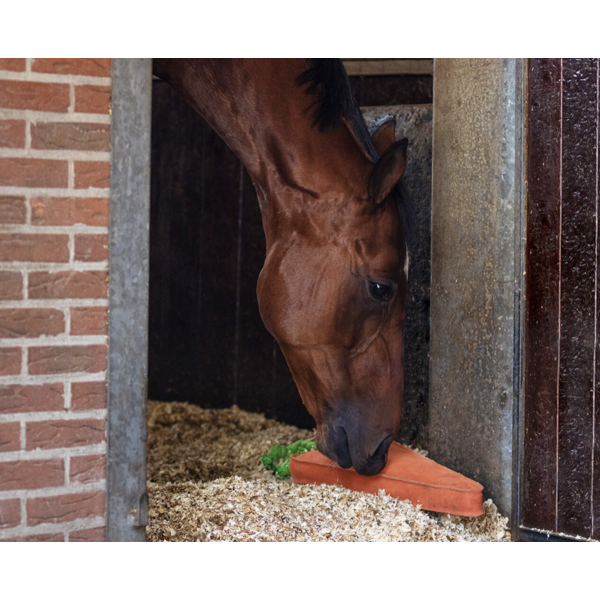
(342, 59, 433, 76)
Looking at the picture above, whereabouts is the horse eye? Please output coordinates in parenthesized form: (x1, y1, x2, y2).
(367, 281, 394, 303)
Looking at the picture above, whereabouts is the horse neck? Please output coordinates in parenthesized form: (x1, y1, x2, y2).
(153, 58, 373, 245)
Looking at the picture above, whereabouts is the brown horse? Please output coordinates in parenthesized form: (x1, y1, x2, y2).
(152, 59, 410, 476)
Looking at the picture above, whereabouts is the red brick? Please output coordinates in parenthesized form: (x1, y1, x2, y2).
(74, 234, 108, 262)
(27, 490, 105, 526)
(70, 454, 106, 484)
(32, 59, 111, 78)
(68, 526, 105, 541)
(1, 532, 64, 542)
(0, 458, 63, 491)
(0, 498, 21, 529)
(0, 233, 69, 262)
(0, 196, 26, 224)
(28, 345, 106, 375)
(31, 122, 110, 152)
(0, 308, 64, 338)
(26, 419, 105, 451)
(0, 80, 70, 112)
(74, 161, 110, 189)
(0, 59, 26, 72)
(0, 383, 63, 414)
(71, 381, 106, 410)
(75, 85, 111, 114)
(0, 348, 21, 376)
(0, 272, 22, 300)
(0, 422, 21, 452)
(0, 119, 25, 149)
(70, 307, 107, 336)
(0, 157, 68, 188)
(29, 271, 107, 299)
(31, 196, 109, 227)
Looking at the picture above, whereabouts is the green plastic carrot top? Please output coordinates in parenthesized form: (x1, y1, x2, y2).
(261, 440, 317, 479)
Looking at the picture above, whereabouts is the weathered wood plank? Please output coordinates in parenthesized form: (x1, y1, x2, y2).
(593, 58, 600, 541)
(342, 59, 433, 76)
(522, 58, 562, 532)
(149, 80, 239, 407)
(556, 58, 598, 538)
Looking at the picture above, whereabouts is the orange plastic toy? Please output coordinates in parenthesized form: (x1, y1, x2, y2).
(290, 442, 483, 517)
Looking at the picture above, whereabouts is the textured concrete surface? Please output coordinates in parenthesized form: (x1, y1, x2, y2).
(429, 59, 522, 518)
(362, 105, 432, 448)
(107, 59, 153, 541)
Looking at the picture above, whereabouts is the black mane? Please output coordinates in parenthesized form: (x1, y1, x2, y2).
(298, 59, 378, 159)
(297, 59, 414, 249)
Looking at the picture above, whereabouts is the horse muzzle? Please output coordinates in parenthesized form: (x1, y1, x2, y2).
(317, 423, 394, 477)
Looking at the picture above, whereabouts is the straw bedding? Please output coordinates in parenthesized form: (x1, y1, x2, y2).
(146, 400, 510, 542)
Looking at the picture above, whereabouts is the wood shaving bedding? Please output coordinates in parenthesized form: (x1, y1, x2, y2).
(146, 400, 510, 542)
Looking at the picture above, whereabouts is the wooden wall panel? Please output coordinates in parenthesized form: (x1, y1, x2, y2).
(556, 59, 597, 537)
(523, 58, 562, 531)
(595, 109, 600, 539)
(149, 81, 240, 408)
(349, 75, 432, 106)
(523, 58, 599, 540)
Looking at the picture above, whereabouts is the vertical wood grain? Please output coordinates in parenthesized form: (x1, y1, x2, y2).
(524, 59, 600, 540)
(149, 80, 239, 408)
(556, 58, 597, 538)
(523, 58, 562, 531)
(594, 59, 600, 540)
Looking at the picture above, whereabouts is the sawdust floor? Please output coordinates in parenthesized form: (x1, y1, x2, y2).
(146, 400, 510, 542)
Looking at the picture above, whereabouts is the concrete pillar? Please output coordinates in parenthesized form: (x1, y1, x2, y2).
(107, 58, 153, 541)
(429, 59, 523, 518)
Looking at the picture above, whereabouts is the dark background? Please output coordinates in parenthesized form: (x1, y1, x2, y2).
(148, 72, 432, 435)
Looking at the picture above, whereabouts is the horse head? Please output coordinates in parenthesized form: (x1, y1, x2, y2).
(152, 58, 411, 477)
(257, 119, 409, 476)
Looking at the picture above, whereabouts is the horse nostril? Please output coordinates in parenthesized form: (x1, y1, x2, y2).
(372, 433, 394, 463)
(330, 426, 352, 469)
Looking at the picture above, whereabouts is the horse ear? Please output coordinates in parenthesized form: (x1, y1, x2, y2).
(371, 119, 396, 156)
(369, 138, 408, 204)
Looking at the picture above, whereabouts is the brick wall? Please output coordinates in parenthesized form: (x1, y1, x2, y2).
(0, 59, 111, 541)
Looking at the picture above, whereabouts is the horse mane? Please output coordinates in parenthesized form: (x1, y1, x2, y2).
(297, 59, 414, 249)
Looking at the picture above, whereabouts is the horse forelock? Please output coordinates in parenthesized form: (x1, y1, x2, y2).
(298, 59, 377, 158)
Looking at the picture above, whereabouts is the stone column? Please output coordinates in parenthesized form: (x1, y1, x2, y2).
(107, 58, 153, 541)
(429, 59, 523, 518)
